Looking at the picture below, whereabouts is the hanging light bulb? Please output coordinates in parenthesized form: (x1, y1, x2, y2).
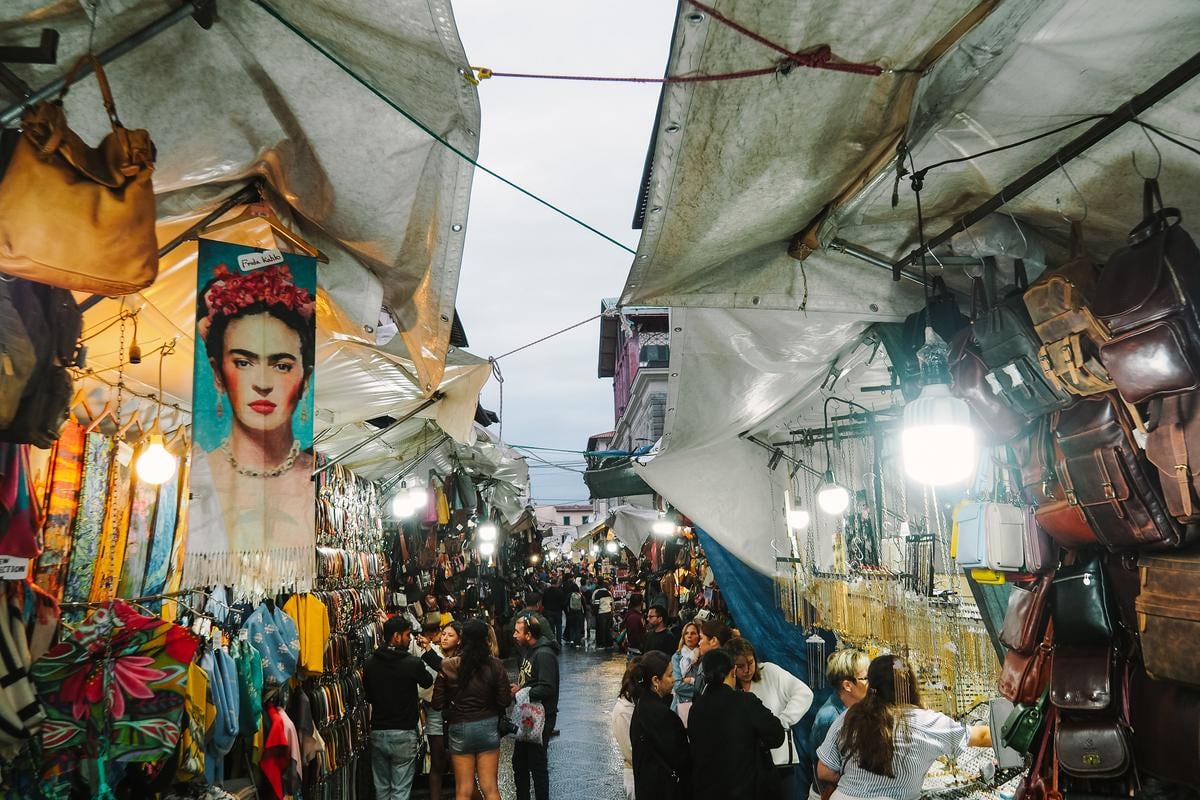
(407, 483, 429, 510)
(817, 470, 850, 515)
(786, 507, 811, 530)
(478, 522, 498, 542)
(652, 515, 677, 536)
(902, 328, 977, 486)
(136, 434, 177, 485)
(589, 544, 600, 556)
(479, 541, 496, 557)
(605, 540, 618, 554)
(530, 553, 541, 564)
(391, 482, 416, 518)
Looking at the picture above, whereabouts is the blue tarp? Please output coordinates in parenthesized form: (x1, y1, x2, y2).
(696, 526, 836, 799)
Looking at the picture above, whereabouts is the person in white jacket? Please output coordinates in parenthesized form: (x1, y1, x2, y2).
(729, 637, 814, 800)
(610, 659, 639, 799)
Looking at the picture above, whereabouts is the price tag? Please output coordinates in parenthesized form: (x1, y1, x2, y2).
(0, 556, 30, 580)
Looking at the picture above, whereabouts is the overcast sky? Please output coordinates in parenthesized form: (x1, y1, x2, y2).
(453, 2, 677, 505)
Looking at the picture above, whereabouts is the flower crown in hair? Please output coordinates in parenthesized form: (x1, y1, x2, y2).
(198, 264, 315, 340)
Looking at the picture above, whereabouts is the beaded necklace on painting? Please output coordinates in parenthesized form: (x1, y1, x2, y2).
(222, 439, 301, 478)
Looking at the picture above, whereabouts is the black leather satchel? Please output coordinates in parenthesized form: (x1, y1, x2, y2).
(1051, 554, 1114, 647)
(974, 261, 1074, 420)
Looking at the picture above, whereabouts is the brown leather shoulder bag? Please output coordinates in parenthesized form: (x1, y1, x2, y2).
(1093, 178, 1200, 403)
(1144, 390, 1200, 523)
(1000, 573, 1053, 655)
(0, 55, 157, 294)
(1052, 393, 1186, 548)
(999, 618, 1053, 705)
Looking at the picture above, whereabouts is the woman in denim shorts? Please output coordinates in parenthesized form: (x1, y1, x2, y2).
(423, 621, 462, 800)
(433, 619, 512, 800)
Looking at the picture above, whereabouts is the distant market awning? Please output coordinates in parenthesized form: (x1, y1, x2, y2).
(583, 456, 654, 499)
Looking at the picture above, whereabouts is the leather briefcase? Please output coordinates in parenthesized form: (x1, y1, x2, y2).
(1053, 393, 1185, 548)
(974, 261, 1075, 420)
(1050, 646, 1112, 711)
(1000, 573, 1052, 654)
(1012, 417, 1097, 546)
(1025, 222, 1115, 397)
(1093, 178, 1200, 404)
(0, 55, 157, 295)
(948, 326, 1027, 445)
(1136, 550, 1200, 688)
(1051, 554, 1114, 647)
(999, 619, 1053, 705)
(1056, 715, 1132, 780)
(1144, 390, 1200, 522)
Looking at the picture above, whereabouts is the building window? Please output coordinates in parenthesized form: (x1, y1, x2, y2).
(563, 516, 570, 526)
(582, 515, 590, 524)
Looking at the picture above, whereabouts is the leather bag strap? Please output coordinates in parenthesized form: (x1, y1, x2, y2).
(1014, 258, 1029, 291)
(58, 54, 122, 131)
(1169, 423, 1193, 519)
(1068, 220, 1084, 259)
(1143, 178, 1164, 218)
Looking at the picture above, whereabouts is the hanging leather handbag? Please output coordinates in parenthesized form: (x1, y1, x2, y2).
(1012, 417, 1097, 546)
(953, 502, 988, 570)
(1050, 646, 1113, 711)
(1023, 505, 1058, 574)
(1001, 573, 1053, 654)
(1024, 222, 1115, 397)
(1093, 178, 1200, 404)
(1052, 393, 1185, 549)
(999, 619, 1053, 705)
(948, 326, 1027, 444)
(1050, 554, 1113, 647)
(1001, 688, 1049, 755)
(1136, 550, 1200, 688)
(1055, 715, 1132, 780)
(974, 261, 1075, 419)
(0, 55, 157, 295)
(1144, 390, 1200, 523)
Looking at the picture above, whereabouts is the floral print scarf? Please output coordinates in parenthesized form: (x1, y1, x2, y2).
(32, 600, 200, 779)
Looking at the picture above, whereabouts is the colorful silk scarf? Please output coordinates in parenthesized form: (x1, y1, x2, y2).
(89, 443, 134, 602)
(139, 464, 180, 600)
(0, 444, 41, 559)
(32, 601, 200, 773)
(33, 422, 85, 601)
(159, 452, 192, 620)
(240, 603, 300, 687)
(61, 434, 115, 606)
(116, 478, 161, 599)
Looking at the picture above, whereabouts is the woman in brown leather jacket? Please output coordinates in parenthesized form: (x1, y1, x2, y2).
(433, 619, 512, 800)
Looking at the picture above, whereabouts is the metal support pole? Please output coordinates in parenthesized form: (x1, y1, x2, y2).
(892, 50, 1200, 276)
(0, 1, 214, 127)
(742, 433, 824, 480)
(314, 392, 444, 477)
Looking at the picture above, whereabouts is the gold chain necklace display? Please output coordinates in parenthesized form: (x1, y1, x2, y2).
(221, 438, 301, 478)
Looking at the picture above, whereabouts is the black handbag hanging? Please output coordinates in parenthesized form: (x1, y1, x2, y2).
(1051, 553, 1114, 647)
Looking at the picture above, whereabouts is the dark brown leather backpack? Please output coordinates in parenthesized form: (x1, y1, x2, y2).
(1093, 179, 1200, 404)
(1052, 393, 1186, 549)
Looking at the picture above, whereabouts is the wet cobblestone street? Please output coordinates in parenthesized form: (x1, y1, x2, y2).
(415, 644, 628, 800)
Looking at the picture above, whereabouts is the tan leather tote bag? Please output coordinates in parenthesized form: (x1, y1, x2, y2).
(0, 55, 157, 294)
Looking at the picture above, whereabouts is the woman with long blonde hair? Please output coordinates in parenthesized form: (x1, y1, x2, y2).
(669, 621, 701, 723)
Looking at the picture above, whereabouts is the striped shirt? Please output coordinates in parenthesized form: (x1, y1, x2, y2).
(816, 707, 968, 800)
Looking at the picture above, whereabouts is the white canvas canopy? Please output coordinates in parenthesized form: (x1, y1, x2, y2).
(626, 0, 1200, 574)
(3, 0, 526, 493)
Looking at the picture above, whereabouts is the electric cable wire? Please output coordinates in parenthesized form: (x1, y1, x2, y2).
(251, 0, 636, 256)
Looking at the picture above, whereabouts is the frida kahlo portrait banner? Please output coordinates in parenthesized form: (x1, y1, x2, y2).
(184, 239, 317, 596)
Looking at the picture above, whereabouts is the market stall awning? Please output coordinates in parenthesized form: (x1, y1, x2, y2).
(583, 456, 655, 500)
(609, 505, 660, 554)
(624, 0, 1200, 577)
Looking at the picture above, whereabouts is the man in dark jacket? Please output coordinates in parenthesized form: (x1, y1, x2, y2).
(511, 614, 560, 800)
(642, 603, 678, 656)
(541, 575, 567, 644)
(363, 616, 440, 799)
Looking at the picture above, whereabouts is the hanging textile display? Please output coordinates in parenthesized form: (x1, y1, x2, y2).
(115, 477, 161, 598)
(139, 462, 181, 600)
(185, 240, 318, 597)
(59, 434, 115, 606)
(0, 444, 42, 559)
(32, 421, 85, 600)
(32, 601, 200, 784)
(88, 442, 134, 602)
